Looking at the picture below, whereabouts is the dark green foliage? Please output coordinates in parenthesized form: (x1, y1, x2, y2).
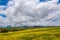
(0, 26, 60, 33)
(0, 29, 8, 33)
(0, 27, 27, 33)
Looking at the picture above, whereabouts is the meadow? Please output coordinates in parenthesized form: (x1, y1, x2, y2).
(0, 26, 60, 40)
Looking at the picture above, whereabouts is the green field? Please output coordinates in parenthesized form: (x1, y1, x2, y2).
(0, 27, 60, 40)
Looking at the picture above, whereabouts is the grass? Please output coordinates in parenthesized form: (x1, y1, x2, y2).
(0, 27, 60, 40)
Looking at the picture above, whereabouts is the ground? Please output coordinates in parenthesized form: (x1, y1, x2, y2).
(0, 27, 60, 40)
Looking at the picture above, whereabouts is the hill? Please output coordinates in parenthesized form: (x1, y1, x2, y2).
(0, 27, 60, 40)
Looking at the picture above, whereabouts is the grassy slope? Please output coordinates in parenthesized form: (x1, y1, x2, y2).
(0, 27, 60, 40)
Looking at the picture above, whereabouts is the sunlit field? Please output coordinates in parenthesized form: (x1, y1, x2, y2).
(0, 26, 60, 40)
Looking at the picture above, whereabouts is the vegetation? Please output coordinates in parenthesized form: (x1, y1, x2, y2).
(0, 26, 60, 40)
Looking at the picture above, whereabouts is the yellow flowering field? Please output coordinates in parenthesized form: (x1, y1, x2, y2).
(0, 27, 60, 40)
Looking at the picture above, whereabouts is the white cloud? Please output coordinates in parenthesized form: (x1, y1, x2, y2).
(0, 0, 60, 27)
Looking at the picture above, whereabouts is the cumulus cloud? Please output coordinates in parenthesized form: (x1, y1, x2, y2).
(0, 0, 60, 27)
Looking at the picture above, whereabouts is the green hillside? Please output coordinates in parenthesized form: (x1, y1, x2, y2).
(0, 27, 60, 40)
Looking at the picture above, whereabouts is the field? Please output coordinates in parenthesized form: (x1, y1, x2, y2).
(0, 27, 60, 40)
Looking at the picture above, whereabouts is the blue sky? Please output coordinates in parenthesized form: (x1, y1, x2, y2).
(0, 14, 6, 18)
(39, 0, 45, 2)
(40, 0, 60, 4)
(58, 0, 60, 4)
(0, 0, 9, 6)
(0, 0, 60, 6)
(0, 0, 9, 18)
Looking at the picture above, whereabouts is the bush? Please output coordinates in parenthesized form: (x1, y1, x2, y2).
(0, 29, 8, 33)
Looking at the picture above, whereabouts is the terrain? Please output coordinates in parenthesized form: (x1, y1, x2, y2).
(0, 26, 60, 40)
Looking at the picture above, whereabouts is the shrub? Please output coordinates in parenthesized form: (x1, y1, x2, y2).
(0, 29, 8, 33)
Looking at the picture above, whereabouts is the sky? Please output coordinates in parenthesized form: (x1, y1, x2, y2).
(0, 0, 60, 27)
